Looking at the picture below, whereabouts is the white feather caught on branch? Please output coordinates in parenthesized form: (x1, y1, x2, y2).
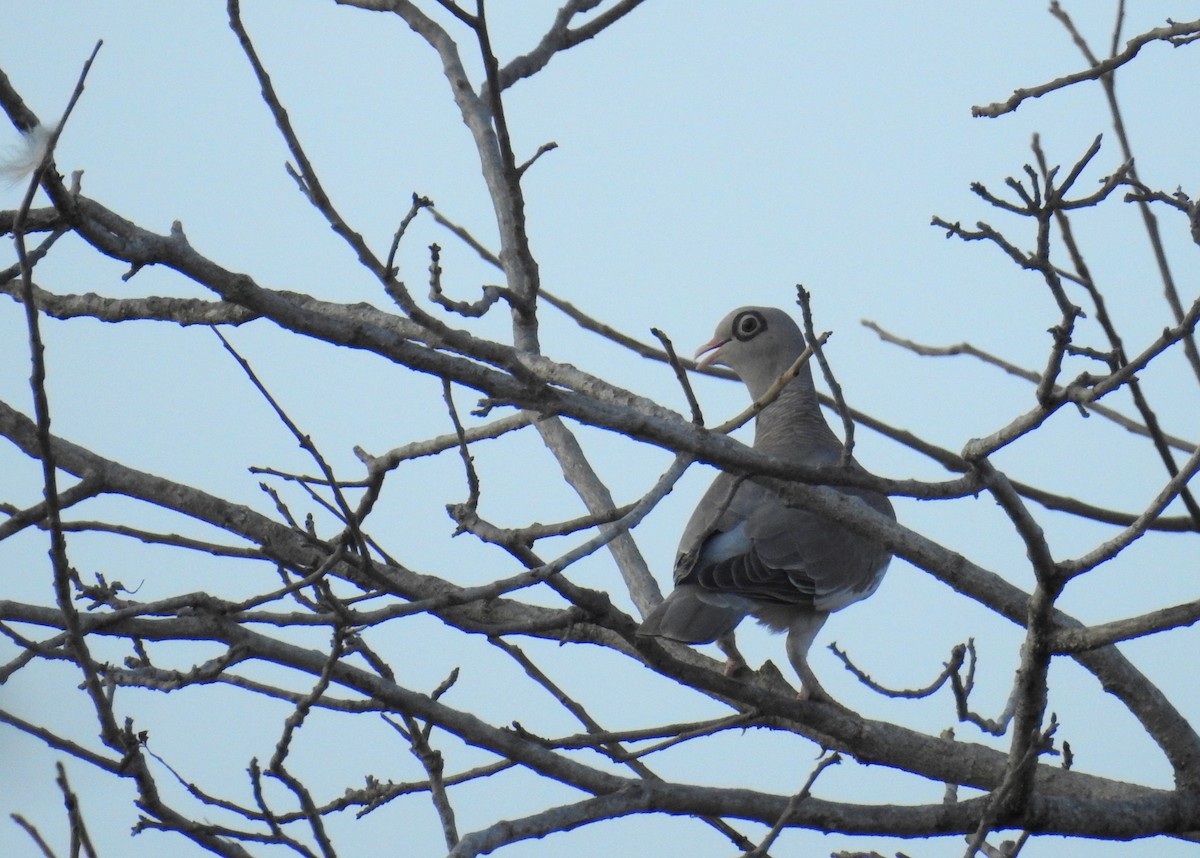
(1, 123, 52, 186)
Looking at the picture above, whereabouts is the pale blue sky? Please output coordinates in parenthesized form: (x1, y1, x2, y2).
(2, 3, 1198, 856)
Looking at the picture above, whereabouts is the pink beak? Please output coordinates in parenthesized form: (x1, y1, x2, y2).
(693, 336, 729, 370)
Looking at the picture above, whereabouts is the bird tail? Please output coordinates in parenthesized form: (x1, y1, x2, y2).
(637, 585, 744, 643)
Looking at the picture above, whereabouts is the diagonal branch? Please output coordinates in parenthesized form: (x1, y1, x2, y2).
(498, 0, 648, 91)
(971, 14, 1200, 118)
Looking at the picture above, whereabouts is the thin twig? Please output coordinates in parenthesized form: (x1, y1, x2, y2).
(427, 242, 505, 317)
(862, 319, 1196, 454)
(10, 814, 58, 858)
(55, 762, 99, 858)
(651, 327, 704, 424)
(796, 285, 854, 463)
(830, 642, 965, 699)
(271, 628, 347, 770)
(1058, 441, 1200, 580)
(13, 39, 128, 760)
(490, 636, 764, 854)
(214, 328, 370, 553)
(1049, 597, 1200, 654)
(384, 192, 432, 276)
(382, 685, 463, 850)
(971, 14, 1200, 117)
(712, 336, 826, 435)
(1050, 2, 1200, 384)
(443, 378, 482, 515)
(742, 752, 841, 857)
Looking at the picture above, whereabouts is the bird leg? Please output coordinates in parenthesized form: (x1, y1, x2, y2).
(716, 631, 750, 677)
(786, 611, 830, 701)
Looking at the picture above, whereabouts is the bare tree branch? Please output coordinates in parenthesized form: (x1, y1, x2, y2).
(972, 14, 1200, 118)
(5, 3, 1200, 854)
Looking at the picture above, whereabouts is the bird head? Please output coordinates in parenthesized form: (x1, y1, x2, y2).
(694, 307, 809, 399)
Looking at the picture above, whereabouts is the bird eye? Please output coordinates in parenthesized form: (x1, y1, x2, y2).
(733, 311, 765, 341)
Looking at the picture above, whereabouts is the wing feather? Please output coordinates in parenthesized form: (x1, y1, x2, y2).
(675, 470, 892, 614)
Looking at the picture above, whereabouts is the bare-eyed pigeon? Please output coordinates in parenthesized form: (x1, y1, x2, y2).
(638, 306, 894, 700)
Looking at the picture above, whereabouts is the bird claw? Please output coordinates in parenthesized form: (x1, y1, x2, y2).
(716, 631, 751, 678)
(723, 655, 751, 678)
(798, 683, 856, 714)
(797, 684, 830, 702)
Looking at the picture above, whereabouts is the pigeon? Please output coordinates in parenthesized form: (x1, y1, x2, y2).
(638, 306, 894, 700)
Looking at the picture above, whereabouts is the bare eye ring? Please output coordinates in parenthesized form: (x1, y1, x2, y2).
(733, 311, 765, 341)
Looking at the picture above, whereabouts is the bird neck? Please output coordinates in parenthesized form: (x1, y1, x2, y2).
(753, 375, 844, 463)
